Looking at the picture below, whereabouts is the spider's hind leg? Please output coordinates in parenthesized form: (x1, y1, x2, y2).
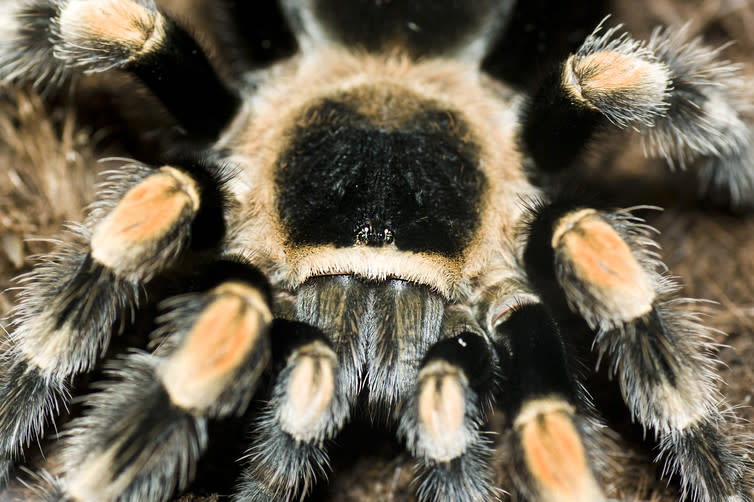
(524, 202, 753, 502)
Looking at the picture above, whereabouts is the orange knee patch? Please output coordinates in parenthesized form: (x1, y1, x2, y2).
(563, 50, 669, 108)
(160, 282, 271, 412)
(417, 361, 468, 461)
(516, 400, 603, 502)
(279, 342, 337, 440)
(553, 210, 654, 321)
(59, 0, 166, 56)
(91, 166, 199, 269)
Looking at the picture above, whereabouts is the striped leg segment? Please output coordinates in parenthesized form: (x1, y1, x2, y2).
(399, 331, 497, 502)
(49, 267, 272, 502)
(50, 354, 208, 502)
(643, 27, 754, 209)
(525, 203, 752, 502)
(519, 22, 754, 208)
(520, 22, 672, 172)
(0, 161, 221, 486)
(496, 304, 604, 502)
(0, 0, 239, 137)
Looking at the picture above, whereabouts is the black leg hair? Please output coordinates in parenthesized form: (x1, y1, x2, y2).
(644, 26, 754, 209)
(43, 261, 272, 502)
(524, 201, 753, 502)
(0, 459, 10, 488)
(0, 158, 227, 488)
(0, 1, 66, 90)
(519, 21, 754, 208)
(519, 20, 669, 172)
(0, 360, 69, 488)
(52, 354, 209, 502)
(494, 303, 605, 502)
(0, 0, 240, 139)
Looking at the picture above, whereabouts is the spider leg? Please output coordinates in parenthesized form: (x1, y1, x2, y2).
(399, 293, 605, 502)
(494, 303, 606, 502)
(235, 277, 448, 501)
(398, 326, 498, 502)
(0, 0, 239, 139)
(0, 160, 225, 486)
(233, 277, 371, 502)
(520, 22, 754, 209)
(233, 321, 348, 502)
(39, 261, 272, 502)
(524, 202, 753, 502)
(644, 27, 754, 209)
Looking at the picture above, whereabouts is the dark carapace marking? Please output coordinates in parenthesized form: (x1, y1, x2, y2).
(275, 90, 486, 256)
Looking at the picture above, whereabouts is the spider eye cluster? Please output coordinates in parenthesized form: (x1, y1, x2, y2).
(354, 222, 395, 246)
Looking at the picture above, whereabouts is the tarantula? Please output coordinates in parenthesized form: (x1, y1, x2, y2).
(0, 0, 752, 501)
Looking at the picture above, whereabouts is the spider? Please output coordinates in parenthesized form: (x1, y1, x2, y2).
(0, 0, 752, 501)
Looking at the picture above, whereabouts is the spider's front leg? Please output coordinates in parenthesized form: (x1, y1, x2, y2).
(398, 316, 499, 502)
(233, 319, 350, 502)
(0, 0, 241, 484)
(524, 201, 752, 501)
(397, 297, 606, 502)
(0, 160, 226, 486)
(45, 260, 272, 502)
(0, 0, 239, 139)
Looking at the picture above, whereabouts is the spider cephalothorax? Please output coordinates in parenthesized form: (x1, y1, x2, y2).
(0, 1, 752, 501)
